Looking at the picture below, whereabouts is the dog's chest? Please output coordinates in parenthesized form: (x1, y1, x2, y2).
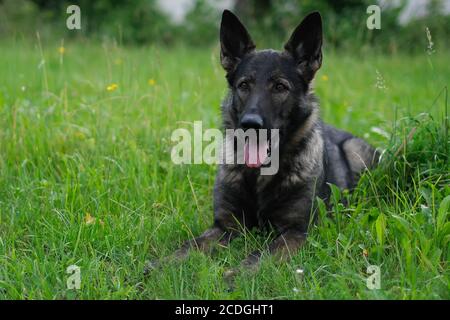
(252, 170, 294, 218)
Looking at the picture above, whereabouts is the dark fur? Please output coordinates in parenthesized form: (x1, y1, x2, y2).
(145, 10, 379, 280)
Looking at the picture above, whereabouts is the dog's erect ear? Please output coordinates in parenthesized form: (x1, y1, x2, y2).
(284, 11, 323, 82)
(220, 10, 255, 73)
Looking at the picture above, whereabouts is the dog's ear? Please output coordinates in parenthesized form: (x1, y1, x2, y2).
(284, 11, 323, 82)
(220, 10, 255, 73)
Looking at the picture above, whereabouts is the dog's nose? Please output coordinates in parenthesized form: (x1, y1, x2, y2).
(241, 114, 263, 130)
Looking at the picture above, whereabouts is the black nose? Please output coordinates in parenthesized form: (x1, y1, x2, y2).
(241, 114, 263, 130)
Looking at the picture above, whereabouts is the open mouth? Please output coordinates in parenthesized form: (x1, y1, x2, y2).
(244, 136, 271, 168)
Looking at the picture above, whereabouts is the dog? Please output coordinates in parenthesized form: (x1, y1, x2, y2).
(145, 10, 379, 279)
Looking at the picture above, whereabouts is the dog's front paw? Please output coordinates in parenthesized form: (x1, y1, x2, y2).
(223, 267, 239, 290)
(143, 259, 161, 276)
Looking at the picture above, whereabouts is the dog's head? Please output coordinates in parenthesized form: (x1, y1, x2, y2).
(220, 10, 322, 167)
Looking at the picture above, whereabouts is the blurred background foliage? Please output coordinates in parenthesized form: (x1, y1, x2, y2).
(0, 0, 449, 53)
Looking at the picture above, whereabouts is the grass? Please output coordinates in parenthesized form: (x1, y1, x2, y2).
(0, 37, 448, 299)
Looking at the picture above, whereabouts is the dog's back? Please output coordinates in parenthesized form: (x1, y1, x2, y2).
(322, 124, 379, 191)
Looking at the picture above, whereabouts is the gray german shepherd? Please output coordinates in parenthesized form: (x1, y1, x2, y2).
(146, 10, 378, 279)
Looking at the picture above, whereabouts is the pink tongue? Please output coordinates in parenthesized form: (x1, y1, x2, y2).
(244, 139, 268, 168)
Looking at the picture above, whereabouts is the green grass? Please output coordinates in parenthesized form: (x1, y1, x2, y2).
(0, 38, 448, 299)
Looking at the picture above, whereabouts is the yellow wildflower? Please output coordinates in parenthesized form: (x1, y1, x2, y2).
(58, 46, 65, 54)
(84, 213, 95, 225)
(363, 248, 369, 257)
(106, 83, 118, 92)
(148, 78, 156, 86)
(321, 75, 329, 81)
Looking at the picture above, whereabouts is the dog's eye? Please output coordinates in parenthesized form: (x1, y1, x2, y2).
(274, 83, 288, 92)
(238, 81, 249, 91)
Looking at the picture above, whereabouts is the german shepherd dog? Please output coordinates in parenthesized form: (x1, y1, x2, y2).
(146, 10, 378, 279)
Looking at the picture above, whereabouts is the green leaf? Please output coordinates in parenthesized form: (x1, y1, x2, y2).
(438, 221, 450, 246)
(327, 183, 341, 205)
(375, 213, 386, 246)
(437, 195, 450, 233)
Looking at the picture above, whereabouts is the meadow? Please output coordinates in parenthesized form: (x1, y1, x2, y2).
(0, 38, 448, 299)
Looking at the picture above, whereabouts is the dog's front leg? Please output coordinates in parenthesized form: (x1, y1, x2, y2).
(267, 229, 307, 261)
(172, 227, 235, 260)
(224, 229, 307, 283)
(144, 227, 234, 274)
